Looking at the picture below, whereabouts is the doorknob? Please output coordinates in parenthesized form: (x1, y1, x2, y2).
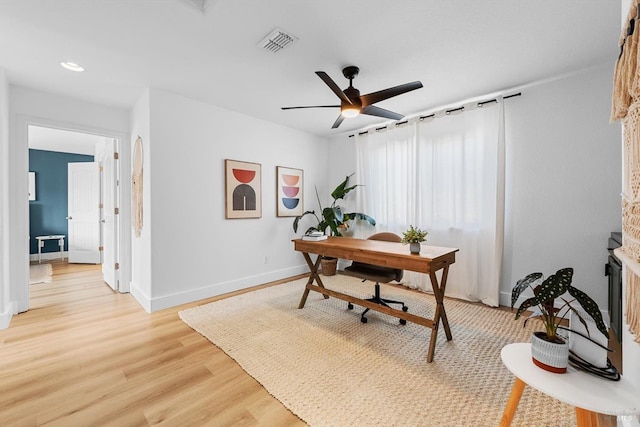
(100, 219, 106, 223)
(66, 216, 72, 220)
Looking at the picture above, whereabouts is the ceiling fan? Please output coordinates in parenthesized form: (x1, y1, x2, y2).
(282, 66, 423, 129)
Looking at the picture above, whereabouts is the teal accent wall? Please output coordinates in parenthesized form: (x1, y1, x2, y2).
(29, 149, 94, 254)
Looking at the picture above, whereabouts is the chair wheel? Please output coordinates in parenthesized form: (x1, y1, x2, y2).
(361, 317, 368, 324)
(399, 319, 407, 325)
(347, 303, 354, 310)
(402, 306, 408, 312)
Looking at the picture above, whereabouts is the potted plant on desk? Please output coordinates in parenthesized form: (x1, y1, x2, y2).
(293, 173, 375, 275)
(511, 267, 609, 373)
(401, 225, 428, 254)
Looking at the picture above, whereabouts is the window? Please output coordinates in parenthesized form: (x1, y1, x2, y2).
(355, 101, 504, 306)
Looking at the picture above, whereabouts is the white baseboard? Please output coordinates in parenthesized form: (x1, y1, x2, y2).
(129, 283, 152, 313)
(130, 265, 309, 313)
(0, 308, 12, 330)
(0, 301, 17, 330)
(29, 251, 68, 262)
(499, 290, 512, 308)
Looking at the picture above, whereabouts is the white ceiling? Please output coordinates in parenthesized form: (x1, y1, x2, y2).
(0, 0, 622, 137)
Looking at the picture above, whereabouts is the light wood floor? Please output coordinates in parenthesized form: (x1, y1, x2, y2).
(1, 262, 305, 426)
(2, 262, 617, 426)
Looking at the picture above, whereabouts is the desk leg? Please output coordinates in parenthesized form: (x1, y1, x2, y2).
(575, 407, 598, 427)
(500, 378, 525, 427)
(38, 240, 43, 263)
(298, 253, 327, 309)
(434, 265, 453, 340)
(426, 266, 453, 362)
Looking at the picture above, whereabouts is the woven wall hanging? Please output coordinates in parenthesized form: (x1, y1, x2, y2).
(132, 136, 143, 238)
(612, 0, 640, 341)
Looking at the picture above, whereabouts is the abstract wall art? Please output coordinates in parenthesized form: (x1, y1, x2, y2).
(276, 166, 303, 217)
(225, 159, 262, 219)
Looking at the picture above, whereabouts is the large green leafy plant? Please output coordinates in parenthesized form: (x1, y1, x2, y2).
(511, 267, 609, 343)
(293, 174, 375, 236)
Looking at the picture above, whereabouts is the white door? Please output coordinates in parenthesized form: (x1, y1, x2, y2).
(68, 162, 101, 264)
(97, 139, 118, 290)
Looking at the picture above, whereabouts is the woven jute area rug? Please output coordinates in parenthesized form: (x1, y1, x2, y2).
(29, 263, 52, 285)
(179, 275, 575, 426)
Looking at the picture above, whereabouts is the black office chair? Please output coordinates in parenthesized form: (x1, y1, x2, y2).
(342, 232, 408, 324)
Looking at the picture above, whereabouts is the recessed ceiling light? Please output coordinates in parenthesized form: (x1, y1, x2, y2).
(60, 61, 84, 72)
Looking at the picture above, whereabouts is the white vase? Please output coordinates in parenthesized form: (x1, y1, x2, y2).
(530, 331, 569, 373)
(340, 228, 355, 238)
(409, 242, 421, 254)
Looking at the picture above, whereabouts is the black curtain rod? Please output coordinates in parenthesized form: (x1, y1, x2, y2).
(349, 92, 522, 138)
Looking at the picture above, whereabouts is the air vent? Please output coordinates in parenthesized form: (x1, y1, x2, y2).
(258, 28, 298, 53)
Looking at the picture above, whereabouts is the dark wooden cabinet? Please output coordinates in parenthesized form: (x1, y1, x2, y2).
(606, 232, 622, 343)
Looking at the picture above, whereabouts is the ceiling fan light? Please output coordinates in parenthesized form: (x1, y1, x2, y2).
(341, 106, 360, 118)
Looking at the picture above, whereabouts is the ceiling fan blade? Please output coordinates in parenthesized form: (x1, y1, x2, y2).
(361, 105, 404, 121)
(281, 105, 340, 110)
(359, 81, 423, 107)
(316, 71, 353, 105)
(331, 115, 345, 129)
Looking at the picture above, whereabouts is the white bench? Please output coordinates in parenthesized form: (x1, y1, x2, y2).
(35, 235, 65, 263)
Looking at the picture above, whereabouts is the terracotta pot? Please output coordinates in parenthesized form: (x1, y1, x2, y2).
(530, 331, 569, 374)
(320, 257, 337, 276)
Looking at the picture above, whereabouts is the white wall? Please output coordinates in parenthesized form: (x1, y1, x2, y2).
(0, 68, 10, 329)
(129, 90, 152, 309)
(502, 64, 621, 309)
(325, 133, 359, 208)
(6, 86, 130, 318)
(129, 88, 328, 311)
(328, 64, 621, 311)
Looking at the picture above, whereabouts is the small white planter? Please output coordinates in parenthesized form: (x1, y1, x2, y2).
(530, 331, 569, 374)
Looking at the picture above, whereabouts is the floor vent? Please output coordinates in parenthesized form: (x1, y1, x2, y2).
(258, 28, 298, 53)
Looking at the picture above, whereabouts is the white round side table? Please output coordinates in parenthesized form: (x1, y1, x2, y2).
(500, 343, 639, 426)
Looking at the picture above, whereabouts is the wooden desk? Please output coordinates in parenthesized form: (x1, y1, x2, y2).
(500, 343, 640, 426)
(293, 236, 458, 362)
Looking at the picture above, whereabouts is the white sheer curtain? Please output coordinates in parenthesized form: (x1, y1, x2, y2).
(355, 100, 505, 306)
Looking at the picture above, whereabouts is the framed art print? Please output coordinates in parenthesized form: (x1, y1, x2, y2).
(276, 166, 303, 217)
(225, 159, 262, 219)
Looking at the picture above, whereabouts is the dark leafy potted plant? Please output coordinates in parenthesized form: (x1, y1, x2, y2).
(293, 173, 375, 275)
(400, 225, 428, 254)
(511, 267, 609, 373)
(293, 173, 375, 237)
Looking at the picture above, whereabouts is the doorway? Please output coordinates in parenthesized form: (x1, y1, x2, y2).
(27, 125, 121, 292)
